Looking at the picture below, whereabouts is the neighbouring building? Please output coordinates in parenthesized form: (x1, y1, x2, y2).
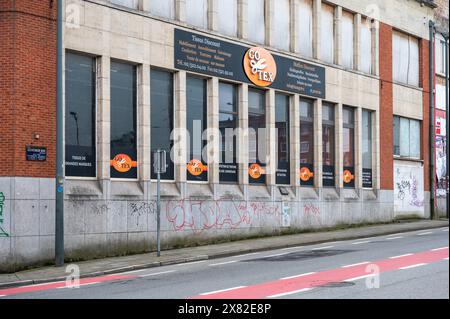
(0, 0, 439, 272)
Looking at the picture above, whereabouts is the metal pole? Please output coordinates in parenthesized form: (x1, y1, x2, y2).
(156, 165, 161, 257)
(429, 21, 436, 220)
(445, 34, 449, 218)
(55, 0, 65, 266)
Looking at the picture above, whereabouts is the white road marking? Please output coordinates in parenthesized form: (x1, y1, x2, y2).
(57, 282, 100, 289)
(417, 232, 433, 236)
(238, 252, 260, 257)
(120, 268, 151, 275)
(351, 241, 371, 245)
(342, 261, 370, 268)
(431, 247, 449, 251)
(209, 260, 238, 267)
(175, 260, 206, 267)
(200, 286, 246, 296)
(389, 253, 413, 259)
(312, 246, 334, 250)
(281, 272, 317, 280)
(345, 274, 376, 282)
(385, 236, 403, 240)
(0, 295, 6, 298)
(268, 288, 313, 298)
(399, 263, 427, 270)
(444, 258, 449, 261)
(281, 246, 302, 251)
(442, 229, 449, 232)
(139, 270, 176, 277)
(264, 252, 289, 258)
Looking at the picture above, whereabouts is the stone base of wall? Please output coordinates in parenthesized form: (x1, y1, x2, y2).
(0, 177, 397, 273)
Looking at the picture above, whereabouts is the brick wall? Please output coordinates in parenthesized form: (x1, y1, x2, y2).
(419, 38, 431, 192)
(0, 0, 57, 178)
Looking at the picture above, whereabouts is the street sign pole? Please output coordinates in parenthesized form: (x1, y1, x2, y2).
(153, 150, 166, 257)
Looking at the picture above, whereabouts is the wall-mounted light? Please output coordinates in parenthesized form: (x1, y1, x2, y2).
(33, 133, 40, 140)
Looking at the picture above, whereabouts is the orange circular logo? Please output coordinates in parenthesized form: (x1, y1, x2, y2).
(187, 159, 208, 176)
(343, 170, 355, 184)
(249, 163, 264, 179)
(243, 47, 277, 87)
(110, 154, 137, 173)
(299, 167, 314, 182)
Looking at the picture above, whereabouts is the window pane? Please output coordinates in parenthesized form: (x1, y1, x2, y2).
(297, 0, 313, 57)
(399, 117, 410, 157)
(148, 0, 175, 19)
(186, 0, 208, 28)
(65, 53, 96, 178)
(186, 76, 208, 181)
(322, 103, 335, 187)
(276, 94, 290, 185)
(360, 18, 372, 74)
(111, 0, 138, 9)
(341, 11, 354, 69)
(408, 36, 419, 87)
(321, 3, 334, 63)
(151, 70, 174, 180)
(300, 99, 314, 186)
(247, 0, 265, 44)
(362, 110, 372, 188)
(410, 119, 421, 158)
(273, 0, 290, 51)
(110, 62, 137, 179)
(218, 0, 238, 36)
(248, 89, 266, 184)
(219, 82, 238, 183)
(393, 116, 400, 155)
(393, 31, 409, 84)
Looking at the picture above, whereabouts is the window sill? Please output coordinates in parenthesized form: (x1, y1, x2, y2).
(393, 156, 423, 164)
(392, 81, 423, 91)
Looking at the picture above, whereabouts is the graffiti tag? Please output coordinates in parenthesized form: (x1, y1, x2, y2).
(0, 192, 9, 237)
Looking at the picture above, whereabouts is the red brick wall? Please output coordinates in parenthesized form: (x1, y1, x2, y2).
(0, 0, 57, 178)
(379, 23, 394, 190)
(419, 38, 431, 192)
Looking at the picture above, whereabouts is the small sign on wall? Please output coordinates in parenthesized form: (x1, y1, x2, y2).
(26, 146, 47, 161)
(282, 202, 291, 228)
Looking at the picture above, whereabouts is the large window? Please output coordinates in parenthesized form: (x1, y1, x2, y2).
(321, 3, 335, 64)
(247, 0, 265, 44)
(248, 89, 266, 185)
(273, 0, 290, 51)
(343, 107, 355, 188)
(148, 0, 175, 19)
(362, 110, 373, 188)
(360, 17, 372, 74)
(341, 11, 354, 69)
(218, 0, 238, 37)
(186, 76, 208, 182)
(275, 93, 290, 185)
(110, 0, 138, 9)
(393, 31, 419, 86)
(297, 0, 313, 58)
(322, 103, 335, 187)
(65, 53, 96, 178)
(219, 82, 239, 183)
(186, 0, 208, 29)
(300, 99, 314, 186)
(393, 116, 421, 159)
(436, 34, 448, 76)
(151, 69, 174, 180)
(110, 61, 137, 179)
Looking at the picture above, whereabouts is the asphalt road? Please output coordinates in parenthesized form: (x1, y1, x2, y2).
(1, 227, 448, 299)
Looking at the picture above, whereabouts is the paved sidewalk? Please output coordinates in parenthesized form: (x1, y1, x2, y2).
(0, 219, 448, 289)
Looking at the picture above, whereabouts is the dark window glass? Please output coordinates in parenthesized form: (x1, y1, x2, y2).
(362, 110, 373, 188)
(322, 103, 335, 187)
(110, 61, 137, 179)
(219, 82, 238, 183)
(393, 116, 400, 156)
(343, 106, 355, 188)
(65, 53, 96, 177)
(186, 76, 208, 182)
(248, 89, 266, 185)
(300, 99, 314, 186)
(151, 69, 174, 180)
(275, 93, 290, 185)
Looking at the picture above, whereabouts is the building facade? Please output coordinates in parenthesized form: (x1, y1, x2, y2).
(0, 0, 438, 272)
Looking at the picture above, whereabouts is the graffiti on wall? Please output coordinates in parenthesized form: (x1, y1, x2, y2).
(394, 163, 424, 215)
(303, 202, 321, 224)
(0, 192, 8, 237)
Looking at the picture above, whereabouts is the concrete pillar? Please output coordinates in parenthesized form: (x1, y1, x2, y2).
(138, 64, 151, 182)
(176, 0, 186, 22)
(374, 109, 381, 190)
(334, 6, 342, 66)
(265, 0, 275, 47)
(139, 0, 149, 11)
(355, 107, 362, 189)
(372, 20, 380, 76)
(97, 56, 111, 181)
(174, 71, 187, 184)
(336, 103, 343, 189)
(354, 13, 361, 71)
(312, 0, 321, 60)
(207, 77, 220, 185)
(314, 99, 323, 188)
(290, 0, 298, 53)
(238, 83, 249, 186)
(290, 94, 300, 187)
(266, 89, 276, 186)
(238, 0, 248, 39)
(208, 0, 218, 32)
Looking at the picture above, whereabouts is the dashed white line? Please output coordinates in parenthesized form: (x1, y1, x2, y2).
(312, 246, 334, 250)
(351, 241, 371, 245)
(385, 236, 403, 240)
(442, 229, 449, 232)
(264, 252, 289, 258)
(389, 253, 413, 259)
(417, 232, 433, 236)
(342, 261, 370, 268)
(175, 261, 206, 267)
(238, 252, 260, 257)
(209, 260, 238, 267)
(431, 247, 449, 251)
(281, 272, 317, 280)
(139, 270, 176, 277)
(399, 263, 427, 270)
(268, 288, 313, 298)
(345, 274, 376, 282)
(57, 282, 100, 289)
(200, 286, 246, 296)
(281, 246, 302, 251)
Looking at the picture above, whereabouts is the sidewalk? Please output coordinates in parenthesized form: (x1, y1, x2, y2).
(0, 219, 448, 289)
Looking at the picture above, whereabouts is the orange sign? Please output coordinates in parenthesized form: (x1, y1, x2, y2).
(249, 163, 265, 179)
(187, 159, 208, 176)
(110, 154, 137, 173)
(243, 47, 277, 87)
(299, 167, 314, 182)
(343, 170, 355, 184)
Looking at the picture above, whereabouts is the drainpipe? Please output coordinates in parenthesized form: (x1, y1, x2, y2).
(55, 0, 65, 267)
(429, 20, 435, 220)
(445, 34, 449, 219)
